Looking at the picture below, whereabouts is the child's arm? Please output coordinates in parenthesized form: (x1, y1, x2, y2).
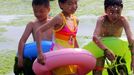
(76, 17, 79, 26)
(122, 16, 134, 44)
(74, 38, 79, 48)
(93, 16, 115, 61)
(121, 16, 134, 71)
(18, 22, 33, 67)
(75, 18, 79, 48)
(93, 17, 107, 50)
(35, 15, 63, 65)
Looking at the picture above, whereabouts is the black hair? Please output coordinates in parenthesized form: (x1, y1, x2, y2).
(58, 0, 68, 4)
(104, 0, 123, 10)
(58, 0, 67, 9)
(32, 0, 50, 7)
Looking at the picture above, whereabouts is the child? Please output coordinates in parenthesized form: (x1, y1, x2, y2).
(92, 0, 134, 75)
(35, 0, 79, 75)
(13, 0, 53, 75)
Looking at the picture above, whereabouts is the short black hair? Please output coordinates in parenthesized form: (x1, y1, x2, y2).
(58, 0, 68, 4)
(32, 0, 50, 7)
(104, 0, 123, 10)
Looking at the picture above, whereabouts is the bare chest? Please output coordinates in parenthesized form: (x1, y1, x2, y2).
(100, 22, 123, 37)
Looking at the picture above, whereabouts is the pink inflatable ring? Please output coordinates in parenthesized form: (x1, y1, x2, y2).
(32, 48, 96, 75)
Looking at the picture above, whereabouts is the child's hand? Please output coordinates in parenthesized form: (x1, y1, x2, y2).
(18, 56, 23, 68)
(37, 53, 45, 65)
(104, 49, 115, 62)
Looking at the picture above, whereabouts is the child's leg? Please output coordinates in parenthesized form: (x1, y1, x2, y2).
(23, 58, 35, 75)
(107, 56, 128, 75)
(13, 56, 24, 75)
(52, 65, 77, 75)
(93, 56, 105, 75)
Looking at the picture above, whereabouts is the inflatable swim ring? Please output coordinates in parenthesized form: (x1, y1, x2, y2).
(83, 37, 131, 74)
(23, 41, 53, 59)
(83, 37, 129, 58)
(32, 48, 96, 75)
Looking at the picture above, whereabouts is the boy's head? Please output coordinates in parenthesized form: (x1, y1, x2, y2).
(32, 0, 50, 21)
(58, 0, 78, 14)
(104, 0, 123, 21)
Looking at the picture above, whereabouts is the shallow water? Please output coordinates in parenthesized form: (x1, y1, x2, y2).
(0, 15, 32, 23)
(1, 12, 134, 50)
(0, 26, 34, 51)
(0, 14, 97, 51)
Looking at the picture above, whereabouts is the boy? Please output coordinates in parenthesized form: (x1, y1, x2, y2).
(13, 0, 53, 75)
(92, 0, 134, 75)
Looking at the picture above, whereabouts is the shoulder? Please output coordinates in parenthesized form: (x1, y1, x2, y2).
(56, 13, 63, 21)
(51, 13, 63, 25)
(119, 16, 130, 27)
(97, 15, 105, 23)
(120, 16, 128, 22)
(119, 16, 129, 25)
(53, 14, 62, 20)
(26, 20, 36, 28)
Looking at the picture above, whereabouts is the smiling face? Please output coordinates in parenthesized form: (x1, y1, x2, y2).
(59, 0, 78, 15)
(105, 5, 122, 22)
(33, 5, 50, 22)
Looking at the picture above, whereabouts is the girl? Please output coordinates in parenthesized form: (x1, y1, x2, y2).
(35, 0, 79, 75)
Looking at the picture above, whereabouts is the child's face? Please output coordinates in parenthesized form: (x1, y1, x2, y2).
(60, 0, 78, 14)
(33, 5, 50, 21)
(105, 5, 122, 22)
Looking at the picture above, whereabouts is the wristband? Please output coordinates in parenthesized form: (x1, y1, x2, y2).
(104, 49, 108, 52)
(104, 49, 108, 55)
(131, 52, 134, 56)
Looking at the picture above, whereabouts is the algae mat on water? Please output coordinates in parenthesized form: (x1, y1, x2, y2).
(0, 50, 16, 74)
